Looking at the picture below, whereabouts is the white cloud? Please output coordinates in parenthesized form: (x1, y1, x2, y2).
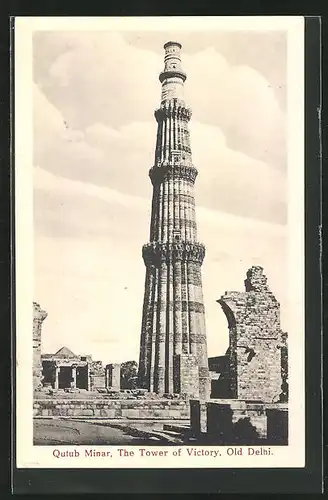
(34, 31, 286, 170)
(34, 84, 286, 224)
(184, 49, 286, 169)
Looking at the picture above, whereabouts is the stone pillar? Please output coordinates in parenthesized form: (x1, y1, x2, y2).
(106, 363, 121, 391)
(87, 364, 91, 391)
(54, 366, 60, 390)
(71, 366, 77, 388)
(89, 361, 106, 391)
(33, 302, 47, 391)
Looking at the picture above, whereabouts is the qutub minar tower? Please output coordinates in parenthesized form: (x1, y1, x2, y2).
(138, 41, 210, 399)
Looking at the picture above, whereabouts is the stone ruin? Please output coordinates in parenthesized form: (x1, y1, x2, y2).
(33, 302, 47, 391)
(189, 266, 289, 445)
(40, 348, 122, 393)
(106, 363, 121, 391)
(32, 266, 289, 444)
(217, 265, 288, 404)
(33, 302, 122, 393)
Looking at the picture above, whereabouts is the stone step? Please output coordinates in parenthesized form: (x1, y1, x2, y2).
(104, 422, 181, 444)
(163, 423, 190, 434)
(160, 429, 183, 437)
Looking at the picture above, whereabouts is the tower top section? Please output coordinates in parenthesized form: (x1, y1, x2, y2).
(159, 41, 187, 103)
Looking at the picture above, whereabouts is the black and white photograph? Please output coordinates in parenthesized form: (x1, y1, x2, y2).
(14, 16, 305, 469)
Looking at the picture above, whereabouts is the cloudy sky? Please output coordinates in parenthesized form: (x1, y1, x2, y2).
(33, 29, 288, 364)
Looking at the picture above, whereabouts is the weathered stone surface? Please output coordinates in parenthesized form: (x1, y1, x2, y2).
(191, 399, 288, 444)
(33, 399, 190, 420)
(89, 361, 106, 391)
(33, 302, 47, 391)
(174, 354, 199, 399)
(266, 405, 288, 444)
(106, 363, 121, 390)
(190, 399, 207, 435)
(138, 42, 210, 399)
(218, 266, 288, 403)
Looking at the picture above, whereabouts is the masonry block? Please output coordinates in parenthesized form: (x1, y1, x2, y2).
(174, 354, 199, 399)
(218, 266, 288, 403)
(90, 375, 106, 391)
(33, 302, 47, 391)
(206, 402, 234, 443)
(190, 399, 207, 436)
(33, 398, 190, 420)
(203, 400, 270, 444)
(266, 404, 288, 445)
(106, 363, 121, 390)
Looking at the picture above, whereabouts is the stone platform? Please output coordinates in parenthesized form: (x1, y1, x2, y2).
(33, 398, 190, 420)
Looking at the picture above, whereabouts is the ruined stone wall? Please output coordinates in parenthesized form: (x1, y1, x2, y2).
(33, 302, 47, 391)
(218, 266, 286, 403)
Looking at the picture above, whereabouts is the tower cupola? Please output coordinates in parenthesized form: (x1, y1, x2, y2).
(159, 41, 187, 103)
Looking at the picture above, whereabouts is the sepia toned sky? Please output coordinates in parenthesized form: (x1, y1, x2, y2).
(33, 29, 288, 363)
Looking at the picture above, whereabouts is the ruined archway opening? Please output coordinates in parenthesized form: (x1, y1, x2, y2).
(207, 299, 237, 399)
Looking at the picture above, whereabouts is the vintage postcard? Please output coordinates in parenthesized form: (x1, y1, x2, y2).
(14, 16, 305, 470)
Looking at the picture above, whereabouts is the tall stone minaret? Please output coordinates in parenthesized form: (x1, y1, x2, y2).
(138, 41, 210, 399)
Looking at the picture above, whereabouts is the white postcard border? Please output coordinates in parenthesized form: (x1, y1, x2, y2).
(14, 16, 305, 469)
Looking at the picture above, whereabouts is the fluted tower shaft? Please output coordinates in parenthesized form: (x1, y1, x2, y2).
(138, 42, 210, 399)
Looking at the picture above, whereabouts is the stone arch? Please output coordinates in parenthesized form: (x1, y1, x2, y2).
(217, 298, 238, 354)
(217, 299, 237, 330)
(216, 298, 238, 398)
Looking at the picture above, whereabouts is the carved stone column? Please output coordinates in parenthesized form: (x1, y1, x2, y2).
(71, 365, 77, 388)
(54, 366, 60, 390)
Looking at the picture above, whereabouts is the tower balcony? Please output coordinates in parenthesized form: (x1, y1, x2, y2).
(154, 102, 192, 121)
(159, 69, 187, 84)
(142, 241, 206, 266)
(149, 162, 198, 185)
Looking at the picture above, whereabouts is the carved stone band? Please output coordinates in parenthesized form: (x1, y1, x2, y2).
(159, 69, 187, 83)
(149, 164, 198, 185)
(154, 104, 192, 122)
(142, 241, 206, 266)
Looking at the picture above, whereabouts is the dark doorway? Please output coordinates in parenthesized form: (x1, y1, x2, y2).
(76, 365, 88, 390)
(42, 360, 56, 386)
(58, 366, 72, 389)
(210, 374, 232, 399)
